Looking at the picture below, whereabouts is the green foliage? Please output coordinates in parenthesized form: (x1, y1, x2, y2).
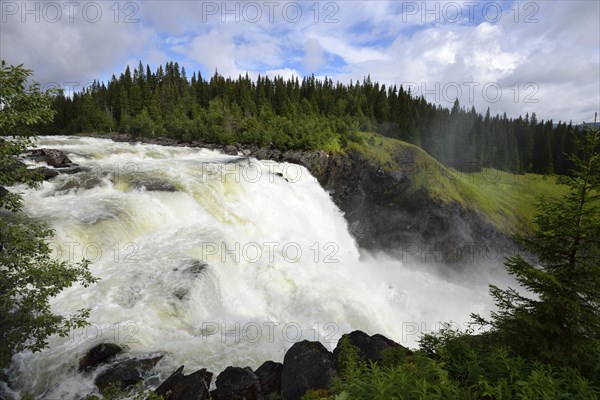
(333, 346, 462, 399)
(301, 389, 332, 400)
(0, 61, 98, 368)
(419, 326, 600, 399)
(472, 124, 600, 372)
(327, 323, 600, 399)
(0, 61, 57, 136)
(0, 60, 56, 211)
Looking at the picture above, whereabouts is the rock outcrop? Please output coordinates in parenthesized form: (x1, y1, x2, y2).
(281, 340, 338, 400)
(254, 360, 282, 398)
(94, 355, 163, 391)
(212, 366, 263, 400)
(27, 148, 74, 168)
(79, 343, 123, 372)
(21, 148, 82, 180)
(81, 331, 403, 399)
(332, 330, 413, 367)
(154, 366, 212, 400)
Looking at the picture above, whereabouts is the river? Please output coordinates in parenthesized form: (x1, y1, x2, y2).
(4, 136, 500, 398)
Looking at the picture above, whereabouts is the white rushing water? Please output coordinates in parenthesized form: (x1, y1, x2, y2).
(5, 136, 503, 399)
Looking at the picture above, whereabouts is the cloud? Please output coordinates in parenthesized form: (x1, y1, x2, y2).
(303, 38, 325, 71)
(0, 0, 597, 122)
(0, 1, 162, 85)
(182, 29, 239, 77)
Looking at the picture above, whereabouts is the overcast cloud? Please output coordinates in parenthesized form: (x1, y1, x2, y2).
(1, 0, 598, 123)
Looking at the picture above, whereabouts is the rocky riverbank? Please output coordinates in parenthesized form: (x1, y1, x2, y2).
(78, 330, 411, 400)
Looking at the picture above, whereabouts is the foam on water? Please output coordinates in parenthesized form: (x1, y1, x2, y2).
(5, 136, 501, 399)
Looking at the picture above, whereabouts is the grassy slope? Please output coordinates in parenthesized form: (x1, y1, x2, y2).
(345, 132, 569, 235)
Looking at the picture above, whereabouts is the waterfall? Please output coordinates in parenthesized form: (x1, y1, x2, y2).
(4, 136, 498, 398)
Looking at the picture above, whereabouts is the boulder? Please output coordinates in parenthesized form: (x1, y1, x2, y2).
(33, 166, 59, 180)
(254, 360, 282, 398)
(133, 178, 178, 192)
(94, 355, 163, 391)
(223, 145, 239, 155)
(281, 341, 337, 400)
(79, 343, 123, 372)
(332, 330, 412, 368)
(28, 148, 73, 168)
(213, 366, 263, 400)
(154, 365, 212, 400)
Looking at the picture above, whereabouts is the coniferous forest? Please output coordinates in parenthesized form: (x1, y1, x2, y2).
(47, 61, 585, 175)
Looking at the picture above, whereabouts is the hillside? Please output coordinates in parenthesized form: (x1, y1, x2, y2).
(346, 131, 568, 236)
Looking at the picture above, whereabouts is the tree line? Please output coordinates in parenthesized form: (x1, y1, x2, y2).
(47, 61, 585, 174)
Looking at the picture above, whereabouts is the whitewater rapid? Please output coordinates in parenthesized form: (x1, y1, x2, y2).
(5, 136, 501, 399)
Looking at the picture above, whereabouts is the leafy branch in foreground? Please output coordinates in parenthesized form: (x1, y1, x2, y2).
(0, 60, 98, 368)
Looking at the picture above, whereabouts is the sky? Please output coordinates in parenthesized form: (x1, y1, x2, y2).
(1, 0, 599, 123)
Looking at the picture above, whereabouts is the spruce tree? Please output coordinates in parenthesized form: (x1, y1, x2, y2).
(473, 120, 600, 371)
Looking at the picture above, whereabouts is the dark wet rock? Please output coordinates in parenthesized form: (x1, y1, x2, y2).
(27, 148, 73, 168)
(34, 166, 59, 180)
(54, 175, 103, 192)
(133, 178, 177, 192)
(173, 287, 189, 301)
(272, 172, 289, 182)
(154, 365, 212, 400)
(0, 186, 8, 199)
(253, 148, 273, 160)
(172, 260, 207, 279)
(223, 145, 239, 155)
(213, 366, 263, 400)
(79, 343, 123, 372)
(57, 164, 83, 174)
(94, 355, 163, 391)
(255, 360, 282, 398)
(182, 260, 207, 276)
(332, 331, 412, 368)
(281, 341, 337, 400)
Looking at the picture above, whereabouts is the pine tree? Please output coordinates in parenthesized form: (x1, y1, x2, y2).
(473, 121, 600, 371)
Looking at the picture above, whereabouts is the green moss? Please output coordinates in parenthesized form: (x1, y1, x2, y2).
(343, 131, 569, 235)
